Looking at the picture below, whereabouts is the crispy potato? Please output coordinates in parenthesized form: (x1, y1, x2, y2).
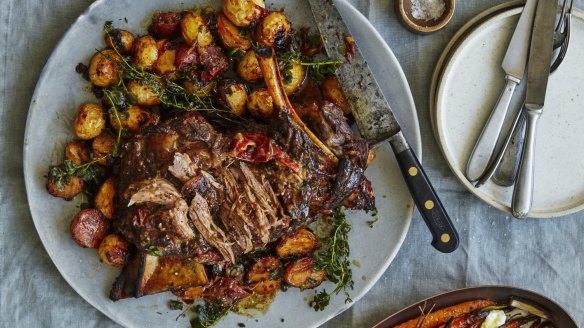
(70, 208, 109, 248)
(92, 131, 116, 166)
(46, 173, 84, 199)
(98, 234, 131, 267)
(155, 41, 177, 79)
(109, 105, 150, 134)
(246, 88, 273, 118)
(276, 229, 317, 259)
(222, 0, 265, 27)
(183, 79, 215, 97)
(88, 49, 120, 88)
(322, 76, 350, 116)
(217, 14, 251, 50)
(95, 177, 116, 219)
(281, 62, 305, 95)
(74, 103, 106, 140)
(127, 79, 161, 107)
(132, 35, 159, 70)
(64, 140, 89, 165)
(181, 12, 213, 47)
(217, 79, 248, 116)
(283, 257, 325, 289)
(236, 50, 263, 83)
(246, 256, 281, 295)
(105, 29, 135, 54)
(255, 12, 291, 49)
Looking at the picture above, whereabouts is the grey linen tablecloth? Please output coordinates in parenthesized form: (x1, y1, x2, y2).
(1, 0, 583, 327)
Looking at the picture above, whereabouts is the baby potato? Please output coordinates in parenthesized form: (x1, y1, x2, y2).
(181, 12, 214, 47)
(217, 14, 251, 51)
(105, 28, 135, 54)
(74, 103, 106, 140)
(222, 0, 265, 27)
(70, 208, 109, 248)
(236, 50, 263, 83)
(88, 49, 120, 88)
(95, 177, 116, 219)
(156, 41, 177, 79)
(183, 79, 216, 97)
(98, 234, 131, 267)
(255, 12, 291, 49)
(217, 79, 249, 116)
(281, 62, 306, 95)
(246, 88, 273, 118)
(127, 79, 161, 107)
(322, 76, 350, 116)
(109, 105, 150, 133)
(283, 257, 325, 289)
(64, 140, 89, 165)
(92, 131, 116, 166)
(150, 12, 183, 39)
(46, 173, 84, 199)
(132, 35, 159, 70)
(276, 229, 317, 259)
(246, 256, 282, 295)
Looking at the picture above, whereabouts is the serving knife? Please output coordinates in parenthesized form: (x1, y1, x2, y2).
(308, 0, 458, 253)
(466, 0, 537, 183)
(512, 0, 558, 218)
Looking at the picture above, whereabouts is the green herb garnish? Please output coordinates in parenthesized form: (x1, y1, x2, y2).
(191, 303, 231, 328)
(146, 246, 163, 257)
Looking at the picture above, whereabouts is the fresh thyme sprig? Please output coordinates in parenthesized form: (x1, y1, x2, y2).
(278, 49, 344, 83)
(309, 207, 354, 311)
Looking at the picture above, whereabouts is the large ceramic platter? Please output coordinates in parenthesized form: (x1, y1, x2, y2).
(434, 6, 584, 218)
(23, 0, 422, 327)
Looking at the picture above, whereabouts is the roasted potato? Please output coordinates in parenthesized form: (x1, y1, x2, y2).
(98, 234, 131, 267)
(74, 103, 106, 140)
(127, 79, 161, 107)
(70, 208, 109, 248)
(88, 49, 121, 88)
(64, 140, 89, 165)
(183, 79, 215, 97)
(222, 0, 265, 27)
(175, 43, 198, 68)
(281, 62, 305, 95)
(236, 50, 263, 83)
(276, 229, 317, 258)
(217, 14, 251, 51)
(283, 257, 325, 289)
(46, 173, 84, 199)
(246, 88, 273, 118)
(155, 41, 177, 79)
(255, 12, 291, 49)
(322, 76, 350, 116)
(217, 79, 248, 116)
(132, 35, 159, 70)
(105, 28, 135, 54)
(181, 12, 213, 47)
(92, 131, 116, 166)
(246, 256, 282, 295)
(95, 177, 116, 219)
(109, 105, 150, 134)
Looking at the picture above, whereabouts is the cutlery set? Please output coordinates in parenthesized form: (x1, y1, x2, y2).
(466, 0, 573, 218)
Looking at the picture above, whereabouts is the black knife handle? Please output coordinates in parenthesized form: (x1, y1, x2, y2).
(392, 146, 459, 253)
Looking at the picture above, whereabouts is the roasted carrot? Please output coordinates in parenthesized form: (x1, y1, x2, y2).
(393, 300, 497, 328)
(436, 310, 489, 328)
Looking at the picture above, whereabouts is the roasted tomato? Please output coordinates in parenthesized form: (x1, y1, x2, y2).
(150, 12, 183, 39)
(98, 234, 131, 267)
(276, 229, 318, 259)
(70, 208, 109, 248)
(105, 28, 135, 54)
(283, 257, 325, 289)
(74, 103, 106, 140)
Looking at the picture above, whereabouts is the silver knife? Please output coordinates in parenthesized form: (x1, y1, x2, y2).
(512, 0, 558, 218)
(308, 0, 458, 253)
(466, 0, 538, 183)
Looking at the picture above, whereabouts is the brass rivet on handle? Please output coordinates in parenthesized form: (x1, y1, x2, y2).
(425, 200, 435, 210)
(441, 233, 451, 243)
(408, 167, 418, 176)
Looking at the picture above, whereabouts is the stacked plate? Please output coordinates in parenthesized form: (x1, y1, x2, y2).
(430, 1, 584, 218)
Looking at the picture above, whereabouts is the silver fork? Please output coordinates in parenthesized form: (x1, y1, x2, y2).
(477, 0, 574, 188)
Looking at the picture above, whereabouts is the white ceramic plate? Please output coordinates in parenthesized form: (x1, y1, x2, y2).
(435, 7, 584, 218)
(23, 0, 421, 327)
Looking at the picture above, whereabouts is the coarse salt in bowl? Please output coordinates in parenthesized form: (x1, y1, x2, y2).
(396, 0, 455, 33)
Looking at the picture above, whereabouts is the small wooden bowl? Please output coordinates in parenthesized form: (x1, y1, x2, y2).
(396, 0, 455, 34)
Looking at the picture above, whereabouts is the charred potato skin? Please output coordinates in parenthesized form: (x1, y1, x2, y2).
(222, 0, 266, 27)
(246, 88, 273, 118)
(217, 79, 249, 116)
(89, 49, 120, 88)
(98, 234, 131, 267)
(74, 103, 106, 140)
(109, 105, 150, 134)
(236, 50, 263, 83)
(105, 29, 135, 54)
(70, 208, 109, 248)
(127, 79, 161, 107)
(217, 14, 251, 51)
(64, 140, 90, 165)
(95, 177, 116, 219)
(322, 76, 350, 116)
(246, 256, 282, 295)
(92, 131, 116, 166)
(276, 229, 318, 259)
(46, 173, 84, 199)
(255, 12, 291, 49)
(181, 12, 214, 47)
(132, 35, 159, 70)
(283, 257, 325, 289)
